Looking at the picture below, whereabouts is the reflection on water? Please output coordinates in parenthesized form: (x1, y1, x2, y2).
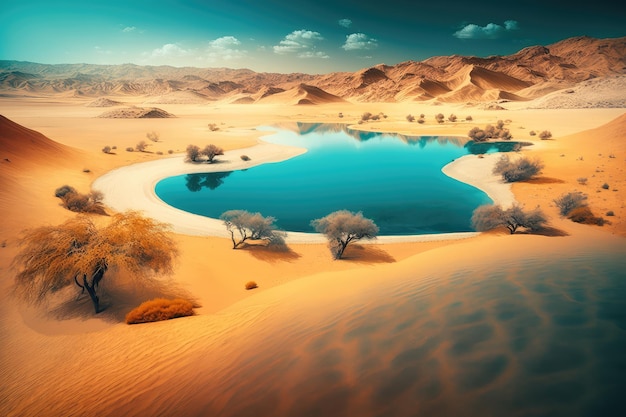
(156, 124, 520, 235)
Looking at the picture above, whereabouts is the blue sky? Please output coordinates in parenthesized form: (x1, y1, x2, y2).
(1, 0, 624, 74)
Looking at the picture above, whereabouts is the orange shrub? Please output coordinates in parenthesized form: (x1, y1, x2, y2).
(126, 298, 195, 324)
(245, 281, 258, 290)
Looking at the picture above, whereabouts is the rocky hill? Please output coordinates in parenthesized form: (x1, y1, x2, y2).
(1, 36, 624, 105)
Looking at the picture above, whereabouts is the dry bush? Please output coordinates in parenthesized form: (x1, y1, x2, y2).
(202, 144, 224, 163)
(448, 114, 457, 122)
(568, 207, 605, 225)
(125, 298, 194, 324)
(168, 149, 174, 154)
(240, 155, 250, 161)
(468, 120, 512, 141)
(472, 204, 547, 234)
(406, 114, 415, 122)
(539, 130, 552, 140)
(54, 185, 105, 214)
(554, 191, 587, 216)
(361, 112, 372, 122)
(136, 140, 148, 152)
(338, 112, 344, 118)
(466, 115, 473, 121)
(601, 183, 610, 190)
(435, 113, 445, 123)
(245, 281, 258, 290)
(185, 144, 201, 162)
(529, 130, 537, 136)
(417, 118, 425, 124)
(126, 147, 134, 152)
(102, 146, 112, 154)
(207, 123, 220, 132)
(577, 177, 588, 185)
(493, 155, 544, 182)
(606, 211, 615, 216)
(146, 131, 160, 142)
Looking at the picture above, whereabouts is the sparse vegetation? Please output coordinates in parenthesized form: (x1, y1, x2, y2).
(245, 281, 258, 290)
(54, 185, 106, 214)
(493, 155, 544, 182)
(338, 112, 344, 118)
(311, 210, 378, 260)
(466, 115, 473, 121)
(13, 212, 178, 314)
(146, 131, 159, 142)
(577, 177, 588, 185)
(361, 112, 373, 122)
(606, 210, 615, 216)
(185, 145, 201, 162)
(471, 204, 547, 234)
(202, 144, 224, 163)
(435, 113, 445, 124)
(448, 114, 457, 122)
(601, 183, 610, 190)
(168, 150, 174, 154)
(125, 298, 194, 324)
(102, 146, 112, 154)
(126, 147, 134, 152)
(136, 140, 148, 152)
(406, 114, 415, 122)
(468, 120, 512, 141)
(529, 130, 537, 136)
(240, 155, 251, 161)
(207, 123, 220, 132)
(539, 130, 553, 140)
(554, 191, 588, 216)
(220, 210, 286, 249)
(568, 206, 606, 225)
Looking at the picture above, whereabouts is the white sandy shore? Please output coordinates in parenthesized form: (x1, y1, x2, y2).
(93, 138, 514, 244)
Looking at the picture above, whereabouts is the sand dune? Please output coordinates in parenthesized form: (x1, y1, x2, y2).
(258, 83, 346, 105)
(97, 107, 175, 118)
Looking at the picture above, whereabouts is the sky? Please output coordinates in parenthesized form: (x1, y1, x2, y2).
(1, 0, 624, 74)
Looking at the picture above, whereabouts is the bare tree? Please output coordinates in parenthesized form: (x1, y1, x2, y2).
(220, 210, 286, 249)
(471, 204, 547, 234)
(136, 140, 148, 152)
(202, 144, 224, 163)
(146, 131, 160, 142)
(493, 154, 544, 182)
(185, 144, 201, 162)
(554, 191, 587, 216)
(311, 210, 378, 259)
(13, 212, 178, 314)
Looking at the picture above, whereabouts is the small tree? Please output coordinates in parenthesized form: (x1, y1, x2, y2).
(202, 144, 224, 163)
(136, 140, 148, 152)
(185, 145, 201, 162)
(493, 155, 544, 182)
(13, 212, 178, 314)
(554, 191, 587, 216)
(471, 204, 547, 234)
(311, 210, 378, 259)
(146, 131, 160, 142)
(220, 210, 286, 249)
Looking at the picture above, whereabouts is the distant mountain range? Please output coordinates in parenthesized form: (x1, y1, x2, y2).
(1, 36, 624, 104)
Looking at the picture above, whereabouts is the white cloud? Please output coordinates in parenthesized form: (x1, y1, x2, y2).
(273, 30, 325, 55)
(453, 20, 520, 39)
(339, 18, 352, 28)
(298, 51, 329, 59)
(151, 43, 190, 58)
(342, 33, 378, 51)
(207, 36, 247, 60)
(122, 26, 137, 33)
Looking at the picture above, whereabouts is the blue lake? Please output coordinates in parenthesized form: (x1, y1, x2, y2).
(155, 123, 517, 235)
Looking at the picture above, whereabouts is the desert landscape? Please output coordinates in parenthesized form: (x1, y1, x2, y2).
(1, 3, 626, 414)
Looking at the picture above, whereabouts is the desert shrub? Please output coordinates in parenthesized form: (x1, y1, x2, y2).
(146, 131, 159, 142)
(466, 115, 473, 121)
(126, 147, 134, 152)
(361, 112, 372, 122)
(156, 151, 163, 155)
(568, 207, 605, 225)
(529, 130, 536, 136)
(125, 298, 194, 324)
(82, 168, 91, 173)
(245, 281, 258, 290)
(54, 185, 77, 198)
(468, 121, 512, 141)
(554, 191, 587, 216)
(406, 114, 415, 122)
(601, 183, 610, 190)
(112, 145, 117, 150)
(539, 130, 552, 140)
(493, 155, 544, 182)
(577, 177, 588, 185)
(417, 118, 425, 124)
(208, 123, 220, 132)
(240, 155, 251, 161)
(448, 114, 457, 122)
(472, 204, 547, 234)
(102, 146, 112, 154)
(435, 113, 445, 123)
(202, 144, 224, 163)
(338, 112, 344, 118)
(136, 140, 148, 152)
(185, 144, 201, 162)
(55, 186, 105, 214)
(606, 210, 615, 216)
(311, 210, 378, 259)
(168, 149, 174, 154)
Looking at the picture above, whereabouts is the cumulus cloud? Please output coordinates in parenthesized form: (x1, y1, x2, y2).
(338, 19, 352, 28)
(298, 51, 329, 59)
(151, 43, 190, 58)
(207, 36, 247, 60)
(273, 30, 325, 55)
(342, 33, 378, 51)
(453, 20, 520, 39)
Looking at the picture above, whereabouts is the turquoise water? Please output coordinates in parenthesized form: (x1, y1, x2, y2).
(155, 123, 515, 235)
